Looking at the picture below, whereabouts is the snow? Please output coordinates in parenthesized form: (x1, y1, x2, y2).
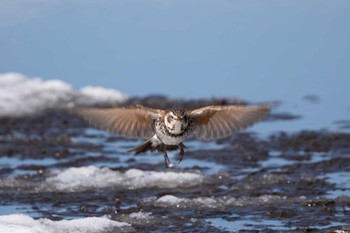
(45, 166, 205, 192)
(0, 72, 127, 117)
(145, 194, 294, 209)
(0, 214, 131, 233)
(0, 73, 72, 117)
(128, 212, 153, 221)
(45, 166, 123, 192)
(156, 195, 184, 205)
(77, 86, 128, 105)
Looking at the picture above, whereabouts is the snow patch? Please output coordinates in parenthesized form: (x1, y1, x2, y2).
(45, 166, 204, 192)
(0, 214, 132, 233)
(0, 72, 127, 117)
(144, 194, 293, 209)
(77, 86, 128, 105)
(128, 212, 153, 220)
(156, 195, 184, 205)
(0, 73, 72, 117)
(45, 166, 122, 192)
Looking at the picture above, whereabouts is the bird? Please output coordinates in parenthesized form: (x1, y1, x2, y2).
(73, 104, 270, 168)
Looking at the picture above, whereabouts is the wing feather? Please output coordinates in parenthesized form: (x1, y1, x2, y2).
(190, 105, 270, 140)
(72, 105, 163, 139)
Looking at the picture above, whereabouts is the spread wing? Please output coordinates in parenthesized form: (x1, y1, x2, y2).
(190, 105, 270, 140)
(72, 105, 163, 139)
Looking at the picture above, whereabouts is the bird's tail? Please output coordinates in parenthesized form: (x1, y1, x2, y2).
(128, 138, 183, 155)
(128, 139, 155, 155)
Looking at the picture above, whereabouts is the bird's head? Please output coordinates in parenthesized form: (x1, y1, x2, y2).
(164, 110, 189, 134)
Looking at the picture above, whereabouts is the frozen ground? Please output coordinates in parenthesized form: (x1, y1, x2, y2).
(0, 73, 349, 232)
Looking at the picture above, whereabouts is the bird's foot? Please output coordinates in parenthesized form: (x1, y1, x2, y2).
(163, 152, 175, 168)
(163, 143, 186, 168)
(175, 143, 185, 165)
(175, 150, 184, 165)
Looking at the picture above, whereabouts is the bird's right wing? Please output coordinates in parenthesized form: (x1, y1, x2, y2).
(72, 106, 163, 139)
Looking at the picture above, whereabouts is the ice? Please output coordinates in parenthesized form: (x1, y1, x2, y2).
(0, 214, 132, 233)
(0, 72, 127, 117)
(45, 166, 205, 192)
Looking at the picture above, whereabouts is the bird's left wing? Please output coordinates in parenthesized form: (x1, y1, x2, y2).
(190, 105, 270, 140)
(72, 105, 163, 139)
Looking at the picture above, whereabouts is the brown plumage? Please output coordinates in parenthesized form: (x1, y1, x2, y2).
(72, 104, 270, 167)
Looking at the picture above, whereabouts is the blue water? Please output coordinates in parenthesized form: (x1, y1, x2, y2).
(208, 215, 296, 232)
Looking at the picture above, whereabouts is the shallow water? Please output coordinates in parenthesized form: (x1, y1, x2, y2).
(0, 97, 350, 232)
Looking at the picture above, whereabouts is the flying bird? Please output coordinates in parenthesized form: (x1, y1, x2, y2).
(73, 104, 270, 167)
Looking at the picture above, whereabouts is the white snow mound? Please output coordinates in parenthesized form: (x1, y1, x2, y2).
(0, 72, 127, 117)
(45, 166, 204, 192)
(0, 214, 131, 233)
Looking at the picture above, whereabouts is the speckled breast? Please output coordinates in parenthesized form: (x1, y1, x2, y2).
(154, 119, 194, 145)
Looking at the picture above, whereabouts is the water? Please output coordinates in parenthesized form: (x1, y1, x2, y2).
(207, 215, 296, 232)
(318, 172, 350, 199)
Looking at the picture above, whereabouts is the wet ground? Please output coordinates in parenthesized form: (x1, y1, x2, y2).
(0, 97, 349, 232)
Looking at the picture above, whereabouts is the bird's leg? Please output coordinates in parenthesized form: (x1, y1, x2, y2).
(162, 145, 173, 168)
(176, 143, 186, 164)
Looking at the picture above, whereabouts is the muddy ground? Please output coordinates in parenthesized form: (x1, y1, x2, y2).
(0, 97, 349, 232)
